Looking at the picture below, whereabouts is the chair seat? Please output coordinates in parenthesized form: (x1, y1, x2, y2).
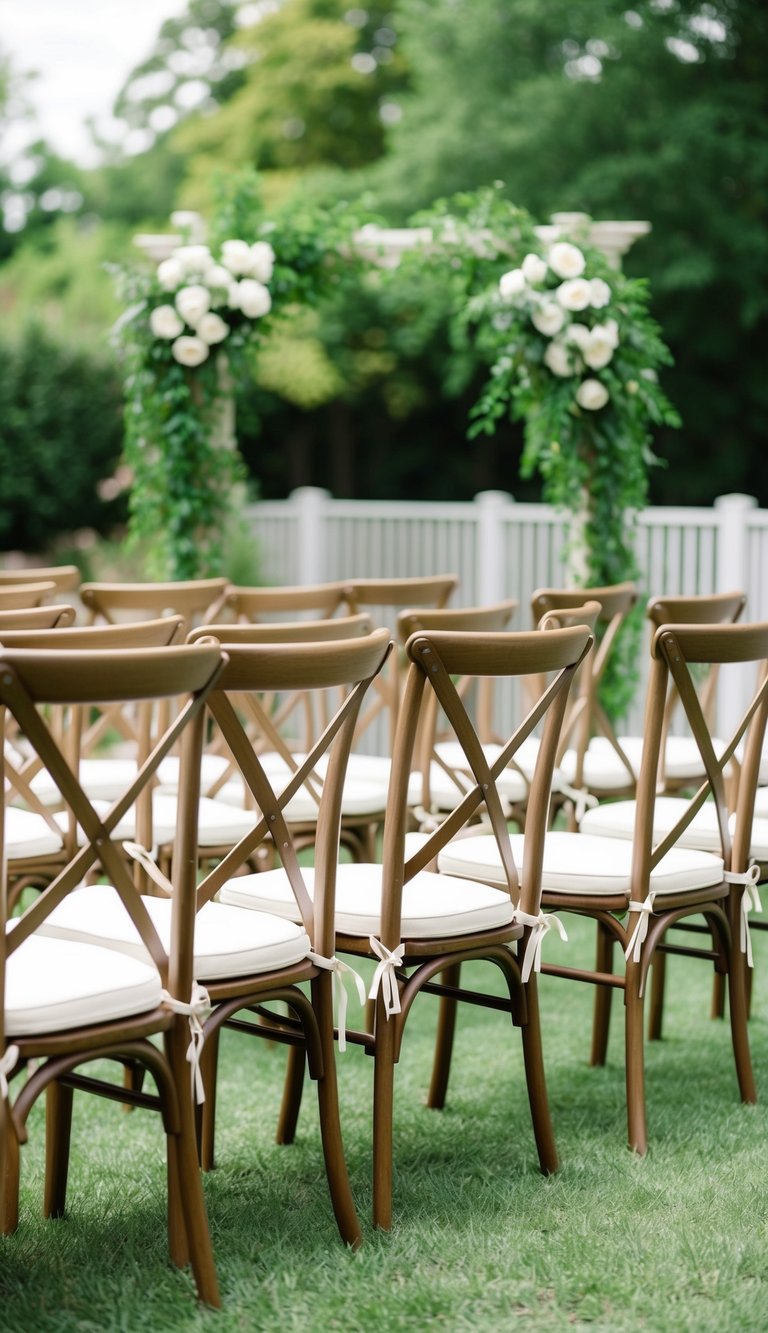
(218, 862, 516, 940)
(560, 734, 730, 792)
(581, 798, 768, 860)
(755, 787, 768, 818)
(213, 773, 389, 820)
(29, 753, 231, 805)
(6, 805, 63, 859)
(54, 792, 258, 849)
(5, 933, 162, 1037)
(36, 885, 312, 980)
(437, 830, 724, 897)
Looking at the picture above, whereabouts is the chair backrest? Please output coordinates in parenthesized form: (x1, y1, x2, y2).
(631, 621, 768, 911)
(0, 565, 81, 595)
(191, 630, 392, 956)
(645, 590, 746, 739)
(0, 640, 225, 1050)
(376, 625, 592, 946)
(0, 605, 77, 631)
(0, 582, 58, 610)
(79, 579, 230, 629)
(222, 581, 351, 623)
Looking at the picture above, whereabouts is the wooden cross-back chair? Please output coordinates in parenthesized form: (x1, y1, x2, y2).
(218, 622, 593, 1229)
(1, 639, 225, 1305)
(79, 577, 230, 628)
(221, 580, 351, 624)
(0, 582, 58, 611)
(31, 629, 393, 1252)
(436, 619, 768, 1155)
(0, 565, 81, 598)
(0, 605, 77, 631)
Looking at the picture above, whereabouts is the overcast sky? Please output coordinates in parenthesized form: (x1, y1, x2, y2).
(2, 0, 190, 165)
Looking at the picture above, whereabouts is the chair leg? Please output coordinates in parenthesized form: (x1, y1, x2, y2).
(728, 934, 756, 1104)
(647, 951, 667, 1041)
(426, 962, 461, 1110)
(198, 1026, 220, 1171)
(589, 924, 615, 1066)
(276, 1045, 306, 1146)
(1, 1100, 21, 1235)
(166, 1025, 220, 1308)
(624, 960, 648, 1155)
(311, 974, 361, 1248)
(520, 974, 559, 1175)
(711, 970, 727, 1020)
(44, 1080, 74, 1218)
(372, 999, 398, 1231)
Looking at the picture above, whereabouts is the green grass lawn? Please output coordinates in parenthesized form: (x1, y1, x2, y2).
(2, 915, 768, 1332)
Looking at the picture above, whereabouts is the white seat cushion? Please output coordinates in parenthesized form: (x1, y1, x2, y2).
(5, 933, 162, 1037)
(213, 774, 388, 820)
(437, 830, 723, 897)
(37, 885, 311, 979)
(558, 739, 636, 792)
(218, 862, 516, 940)
(54, 792, 258, 849)
(581, 800, 768, 860)
(29, 754, 231, 805)
(755, 788, 768, 818)
(6, 806, 63, 859)
(559, 734, 729, 793)
(433, 742, 529, 804)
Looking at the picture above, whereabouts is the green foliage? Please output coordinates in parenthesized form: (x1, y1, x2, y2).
(0, 323, 124, 553)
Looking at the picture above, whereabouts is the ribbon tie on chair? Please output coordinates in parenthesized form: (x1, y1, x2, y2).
(556, 781, 598, 826)
(123, 841, 173, 896)
(725, 865, 762, 967)
(0, 1045, 20, 1101)
(161, 983, 212, 1104)
(624, 892, 657, 967)
(368, 937, 406, 1018)
(513, 910, 569, 983)
(308, 952, 367, 1052)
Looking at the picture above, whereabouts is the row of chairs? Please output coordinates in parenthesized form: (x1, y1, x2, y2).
(2, 567, 767, 1308)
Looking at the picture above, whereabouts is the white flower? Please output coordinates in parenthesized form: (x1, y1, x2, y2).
(238, 279, 272, 318)
(531, 301, 565, 336)
(544, 340, 575, 377)
(227, 283, 241, 310)
(548, 242, 586, 279)
(156, 257, 185, 291)
(175, 284, 211, 326)
(149, 304, 184, 339)
(556, 278, 592, 311)
(521, 252, 548, 284)
(174, 245, 212, 275)
(206, 264, 234, 291)
(598, 318, 620, 348)
(221, 239, 254, 275)
(641, 367, 658, 382)
(565, 322, 591, 349)
(576, 378, 609, 410)
(499, 268, 526, 301)
(196, 312, 230, 345)
(583, 328, 616, 370)
(249, 241, 275, 283)
(589, 277, 612, 308)
(171, 335, 209, 367)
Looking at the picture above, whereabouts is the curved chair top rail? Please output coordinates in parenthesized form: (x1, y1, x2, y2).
(211, 626, 392, 693)
(0, 614, 184, 651)
(396, 598, 518, 640)
(0, 581, 57, 610)
(530, 581, 637, 624)
(646, 589, 746, 628)
(652, 619, 768, 665)
(0, 605, 76, 631)
(0, 641, 223, 705)
(79, 578, 230, 622)
(403, 624, 593, 678)
(222, 581, 350, 619)
(189, 613, 373, 645)
(537, 599, 602, 633)
(341, 573, 459, 614)
(0, 564, 81, 593)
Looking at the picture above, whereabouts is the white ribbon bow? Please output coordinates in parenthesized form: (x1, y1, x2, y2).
(513, 909, 569, 983)
(123, 841, 173, 896)
(368, 937, 406, 1018)
(556, 781, 598, 825)
(161, 983, 212, 1104)
(308, 952, 367, 1052)
(725, 865, 763, 967)
(624, 892, 657, 968)
(0, 1044, 20, 1101)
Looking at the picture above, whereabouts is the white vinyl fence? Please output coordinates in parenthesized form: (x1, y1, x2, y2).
(246, 488, 768, 739)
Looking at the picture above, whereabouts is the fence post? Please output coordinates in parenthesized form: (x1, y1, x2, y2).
(475, 491, 514, 605)
(292, 487, 331, 586)
(714, 492, 757, 737)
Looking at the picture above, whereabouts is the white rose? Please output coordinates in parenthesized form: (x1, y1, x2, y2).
(171, 335, 209, 367)
(227, 282, 241, 310)
(548, 242, 586, 279)
(221, 239, 254, 275)
(156, 257, 185, 291)
(531, 301, 565, 336)
(556, 278, 592, 311)
(206, 264, 234, 291)
(249, 241, 275, 283)
(576, 378, 609, 410)
(196, 312, 230, 345)
(565, 322, 591, 349)
(499, 268, 526, 301)
(238, 279, 272, 318)
(589, 277, 612, 309)
(175, 284, 211, 326)
(149, 304, 184, 339)
(544, 340, 574, 377)
(521, 252, 548, 284)
(583, 329, 616, 370)
(597, 318, 620, 348)
(174, 245, 211, 275)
